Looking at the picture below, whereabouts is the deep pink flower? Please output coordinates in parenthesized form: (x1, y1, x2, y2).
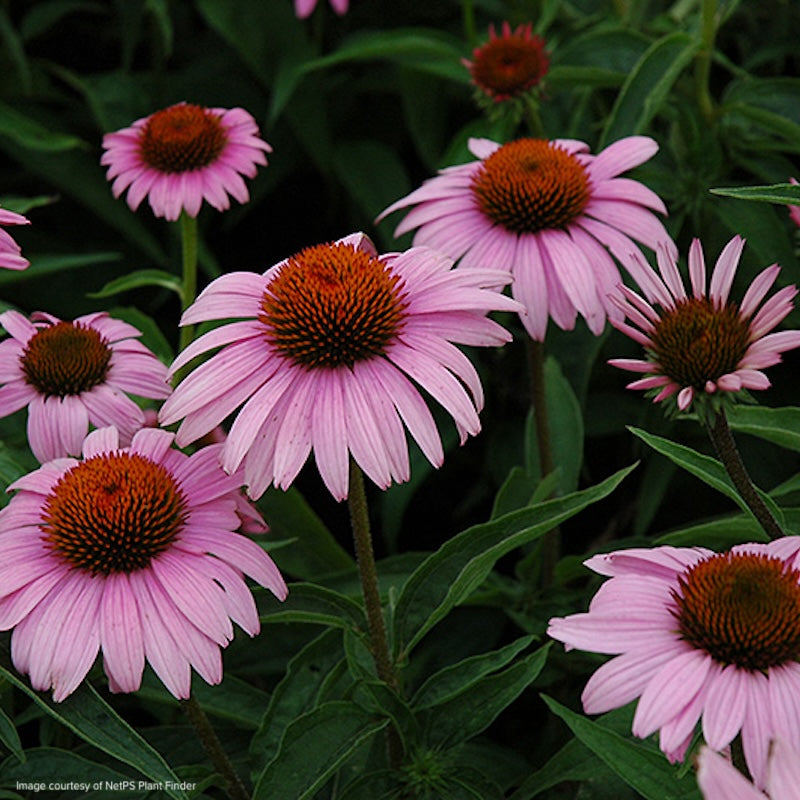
(101, 102, 271, 221)
(548, 539, 800, 788)
(0, 206, 30, 271)
(159, 233, 520, 501)
(609, 236, 800, 413)
(294, 0, 348, 18)
(463, 22, 549, 103)
(697, 740, 800, 799)
(0, 310, 171, 462)
(378, 135, 673, 340)
(0, 426, 287, 701)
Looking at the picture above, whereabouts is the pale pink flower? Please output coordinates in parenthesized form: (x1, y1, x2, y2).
(101, 102, 271, 221)
(697, 740, 800, 799)
(0, 426, 287, 701)
(294, 0, 348, 18)
(547, 539, 800, 789)
(608, 235, 800, 413)
(159, 232, 520, 501)
(378, 135, 673, 340)
(0, 206, 30, 271)
(0, 310, 171, 463)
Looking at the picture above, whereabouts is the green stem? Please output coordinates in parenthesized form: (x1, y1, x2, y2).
(528, 339, 560, 587)
(347, 460, 403, 768)
(178, 212, 198, 353)
(462, 0, 476, 47)
(695, 0, 718, 125)
(705, 409, 784, 540)
(522, 97, 545, 139)
(182, 694, 250, 800)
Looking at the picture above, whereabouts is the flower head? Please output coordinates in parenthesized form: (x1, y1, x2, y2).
(0, 426, 287, 701)
(547, 539, 800, 788)
(609, 236, 800, 414)
(0, 310, 171, 463)
(294, 0, 348, 17)
(101, 102, 271, 221)
(464, 22, 549, 104)
(0, 206, 30, 271)
(697, 740, 800, 800)
(378, 136, 673, 340)
(158, 233, 520, 501)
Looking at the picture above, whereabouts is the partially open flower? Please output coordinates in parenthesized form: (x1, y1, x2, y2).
(101, 102, 271, 221)
(294, 0, 348, 18)
(0, 206, 30, 271)
(464, 22, 549, 104)
(609, 236, 800, 414)
(787, 178, 800, 229)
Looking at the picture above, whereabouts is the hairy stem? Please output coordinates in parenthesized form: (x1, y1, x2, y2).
(705, 409, 784, 540)
(182, 694, 250, 800)
(528, 339, 560, 586)
(347, 460, 404, 768)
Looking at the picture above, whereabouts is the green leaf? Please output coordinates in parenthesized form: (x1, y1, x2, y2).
(0, 101, 84, 152)
(260, 582, 366, 631)
(301, 28, 469, 84)
(0, 443, 29, 503)
(88, 268, 182, 299)
(412, 634, 536, 709)
(0, 748, 132, 789)
(600, 32, 698, 148)
(252, 701, 388, 800)
(0, 9, 32, 93)
(0, 252, 122, 286)
(654, 513, 767, 548)
(722, 77, 800, 148)
(628, 426, 783, 527)
(20, 2, 105, 42)
(0, 665, 189, 799)
(725, 406, 800, 452)
(0, 706, 23, 763)
(710, 182, 800, 206)
(420, 645, 550, 750)
(249, 628, 347, 772)
(393, 464, 637, 658)
(260, 486, 353, 580)
(542, 696, 701, 800)
(509, 737, 603, 799)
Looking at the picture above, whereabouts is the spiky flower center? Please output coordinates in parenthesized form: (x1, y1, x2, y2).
(472, 139, 590, 234)
(21, 321, 112, 397)
(649, 298, 751, 389)
(260, 242, 408, 369)
(139, 104, 227, 173)
(674, 552, 800, 671)
(469, 27, 549, 100)
(41, 453, 187, 575)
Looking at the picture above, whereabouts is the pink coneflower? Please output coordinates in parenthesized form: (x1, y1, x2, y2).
(463, 22, 549, 104)
(101, 102, 271, 221)
(294, 0, 348, 18)
(0, 310, 171, 463)
(158, 233, 520, 501)
(0, 206, 30, 271)
(697, 740, 800, 799)
(608, 235, 800, 413)
(547, 539, 800, 788)
(378, 136, 673, 340)
(0, 426, 287, 701)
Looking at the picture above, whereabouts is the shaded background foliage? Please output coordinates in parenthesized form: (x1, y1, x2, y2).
(0, 0, 800, 798)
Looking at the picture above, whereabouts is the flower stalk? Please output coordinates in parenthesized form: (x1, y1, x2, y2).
(347, 459, 404, 768)
(182, 694, 250, 800)
(695, 0, 719, 125)
(705, 408, 784, 540)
